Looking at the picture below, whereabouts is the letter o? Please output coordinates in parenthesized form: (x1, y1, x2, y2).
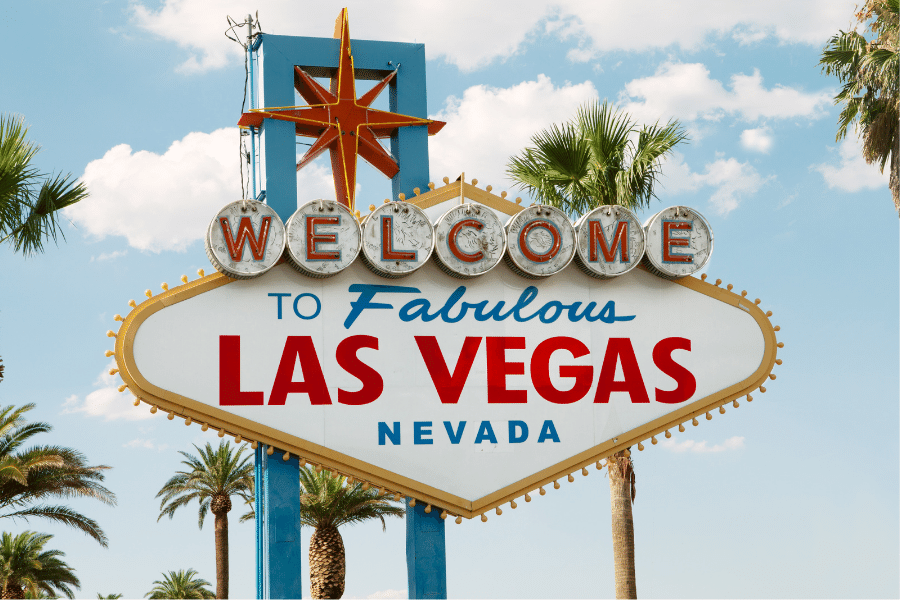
(504, 205, 575, 278)
(292, 293, 322, 320)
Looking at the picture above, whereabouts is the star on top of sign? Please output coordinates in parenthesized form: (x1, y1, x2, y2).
(238, 9, 446, 210)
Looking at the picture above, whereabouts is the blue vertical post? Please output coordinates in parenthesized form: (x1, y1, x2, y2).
(406, 501, 447, 599)
(257, 445, 303, 599)
(254, 32, 446, 599)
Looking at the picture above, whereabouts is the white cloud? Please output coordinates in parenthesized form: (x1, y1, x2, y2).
(124, 438, 170, 452)
(659, 152, 770, 215)
(62, 361, 153, 421)
(90, 250, 128, 262)
(67, 129, 333, 252)
(740, 126, 774, 153)
(130, 0, 851, 73)
(429, 75, 598, 190)
(620, 62, 831, 125)
(661, 435, 745, 453)
(368, 590, 406, 599)
(812, 138, 890, 192)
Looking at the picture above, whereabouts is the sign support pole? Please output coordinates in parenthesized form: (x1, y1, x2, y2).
(256, 445, 303, 598)
(253, 31, 447, 599)
(406, 500, 447, 599)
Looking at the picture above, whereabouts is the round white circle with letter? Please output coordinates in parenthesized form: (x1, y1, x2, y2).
(360, 201, 434, 278)
(642, 206, 713, 278)
(574, 205, 645, 278)
(433, 203, 507, 278)
(504, 205, 576, 278)
(285, 199, 361, 278)
(205, 200, 286, 279)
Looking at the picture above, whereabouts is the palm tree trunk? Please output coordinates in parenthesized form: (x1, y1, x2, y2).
(309, 524, 346, 599)
(214, 510, 229, 599)
(890, 139, 899, 216)
(608, 450, 637, 599)
(1, 579, 25, 599)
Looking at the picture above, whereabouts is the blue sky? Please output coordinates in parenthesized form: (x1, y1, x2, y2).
(1, 1, 898, 598)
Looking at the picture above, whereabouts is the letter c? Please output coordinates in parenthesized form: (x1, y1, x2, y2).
(448, 218, 485, 263)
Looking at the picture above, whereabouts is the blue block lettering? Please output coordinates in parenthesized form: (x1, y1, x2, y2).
(414, 421, 433, 445)
(443, 421, 466, 444)
(509, 421, 529, 443)
(537, 420, 561, 443)
(474, 421, 498, 444)
(378, 422, 400, 445)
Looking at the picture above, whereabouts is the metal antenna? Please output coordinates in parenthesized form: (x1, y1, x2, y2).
(246, 14, 253, 46)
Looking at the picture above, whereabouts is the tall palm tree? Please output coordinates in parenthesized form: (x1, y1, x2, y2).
(508, 102, 686, 600)
(299, 467, 405, 599)
(0, 114, 88, 256)
(820, 0, 899, 213)
(0, 404, 115, 546)
(507, 100, 688, 216)
(607, 450, 637, 599)
(156, 442, 253, 599)
(0, 531, 80, 599)
(144, 569, 214, 599)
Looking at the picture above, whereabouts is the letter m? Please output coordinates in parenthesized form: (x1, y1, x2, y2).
(219, 216, 272, 261)
(590, 220, 629, 263)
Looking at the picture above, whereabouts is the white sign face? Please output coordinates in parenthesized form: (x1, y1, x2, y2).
(285, 200, 361, 278)
(643, 206, 713, 279)
(205, 201, 286, 279)
(117, 259, 777, 517)
(360, 201, 434, 278)
(432, 203, 507, 278)
(505, 205, 576, 278)
(574, 205, 646, 279)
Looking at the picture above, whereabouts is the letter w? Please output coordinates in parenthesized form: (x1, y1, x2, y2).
(219, 216, 272, 261)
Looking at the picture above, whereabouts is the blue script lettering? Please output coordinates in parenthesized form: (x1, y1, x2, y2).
(345, 284, 634, 328)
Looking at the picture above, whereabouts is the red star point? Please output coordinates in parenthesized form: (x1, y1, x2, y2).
(238, 8, 445, 209)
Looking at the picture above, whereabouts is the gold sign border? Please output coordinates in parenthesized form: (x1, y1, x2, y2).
(115, 264, 780, 521)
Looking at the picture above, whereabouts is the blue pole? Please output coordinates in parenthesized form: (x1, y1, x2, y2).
(259, 446, 303, 599)
(248, 35, 258, 199)
(406, 501, 447, 599)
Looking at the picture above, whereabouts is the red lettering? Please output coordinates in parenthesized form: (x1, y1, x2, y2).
(593, 338, 650, 403)
(269, 336, 332, 405)
(219, 216, 272, 261)
(381, 216, 416, 261)
(448, 219, 485, 263)
(653, 337, 696, 403)
(518, 220, 561, 263)
(306, 215, 341, 260)
(589, 220, 629, 263)
(219, 336, 264, 405)
(415, 336, 482, 404)
(662, 221, 693, 263)
(531, 337, 593, 404)
(336, 335, 382, 405)
(487, 337, 527, 403)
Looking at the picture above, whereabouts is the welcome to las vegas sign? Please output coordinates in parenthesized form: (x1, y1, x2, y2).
(109, 180, 780, 521)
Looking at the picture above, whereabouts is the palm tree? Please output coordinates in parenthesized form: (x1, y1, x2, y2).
(0, 404, 115, 546)
(0, 114, 88, 255)
(156, 442, 253, 599)
(820, 0, 899, 213)
(508, 102, 686, 600)
(0, 531, 80, 599)
(507, 100, 688, 216)
(607, 450, 637, 599)
(144, 569, 214, 599)
(299, 467, 405, 599)
(96, 594, 122, 599)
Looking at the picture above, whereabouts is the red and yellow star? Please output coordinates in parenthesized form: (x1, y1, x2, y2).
(238, 9, 445, 210)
